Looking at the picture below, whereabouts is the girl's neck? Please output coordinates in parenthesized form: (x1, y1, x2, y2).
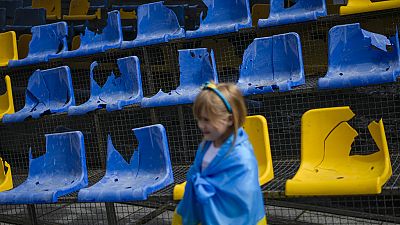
(213, 130, 234, 148)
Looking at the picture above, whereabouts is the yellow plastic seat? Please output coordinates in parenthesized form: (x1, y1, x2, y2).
(71, 35, 81, 51)
(63, 0, 101, 21)
(252, 4, 270, 26)
(0, 157, 13, 192)
(340, 0, 400, 15)
(32, 0, 62, 20)
(0, 75, 14, 119)
(173, 115, 274, 200)
(119, 9, 136, 20)
(285, 106, 392, 196)
(0, 31, 18, 67)
(17, 34, 32, 60)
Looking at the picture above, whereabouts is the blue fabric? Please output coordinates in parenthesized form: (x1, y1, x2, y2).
(177, 128, 265, 225)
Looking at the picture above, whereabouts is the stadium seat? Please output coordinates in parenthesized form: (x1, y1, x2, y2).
(2, 66, 75, 123)
(78, 124, 173, 202)
(0, 131, 88, 204)
(0, 0, 22, 22)
(17, 34, 32, 59)
(32, 0, 61, 20)
(0, 31, 18, 67)
(63, 0, 101, 21)
(68, 56, 143, 115)
(0, 75, 14, 119)
(141, 48, 218, 108)
(251, 4, 269, 26)
(0, 157, 13, 192)
(237, 32, 305, 96)
(0, 8, 5, 31)
(285, 106, 392, 196)
(5, 8, 46, 32)
(340, 0, 400, 15)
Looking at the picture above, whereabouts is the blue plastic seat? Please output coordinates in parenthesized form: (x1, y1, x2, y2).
(0, 0, 23, 22)
(0, 131, 88, 204)
(141, 48, 218, 108)
(318, 23, 400, 90)
(2, 66, 75, 123)
(185, 0, 252, 39)
(5, 8, 46, 32)
(68, 56, 143, 116)
(8, 22, 68, 68)
(258, 0, 327, 27)
(121, 1, 184, 49)
(237, 32, 305, 96)
(49, 10, 122, 60)
(0, 8, 5, 31)
(78, 124, 173, 202)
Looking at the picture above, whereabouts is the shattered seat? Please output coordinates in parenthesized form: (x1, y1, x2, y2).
(32, 0, 62, 20)
(173, 115, 274, 200)
(340, 0, 400, 15)
(141, 48, 218, 108)
(8, 22, 68, 67)
(185, 0, 252, 39)
(68, 56, 143, 115)
(0, 131, 88, 204)
(318, 23, 400, 90)
(285, 106, 392, 196)
(0, 31, 18, 67)
(2, 66, 75, 123)
(0, 157, 13, 192)
(258, 0, 327, 27)
(50, 10, 122, 59)
(237, 32, 305, 96)
(0, 75, 14, 119)
(121, 1, 184, 49)
(78, 124, 174, 202)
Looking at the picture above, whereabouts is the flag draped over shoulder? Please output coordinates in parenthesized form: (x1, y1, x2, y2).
(176, 128, 265, 225)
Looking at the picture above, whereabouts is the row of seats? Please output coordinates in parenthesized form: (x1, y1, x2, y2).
(0, 3, 399, 69)
(2, 0, 400, 34)
(1, 23, 399, 123)
(0, 124, 174, 203)
(0, 107, 392, 204)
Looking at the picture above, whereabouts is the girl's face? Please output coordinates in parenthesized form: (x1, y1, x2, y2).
(196, 110, 233, 147)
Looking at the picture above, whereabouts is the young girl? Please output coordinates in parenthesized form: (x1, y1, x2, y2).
(173, 82, 266, 225)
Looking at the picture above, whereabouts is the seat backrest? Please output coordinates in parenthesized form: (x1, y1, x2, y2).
(68, 0, 90, 16)
(0, 75, 14, 117)
(0, 0, 22, 21)
(13, 8, 46, 26)
(0, 8, 5, 28)
(32, 0, 62, 19)
(17, 34, 32, 59)
(0, 31, 18, 66)
(243, 115, 274, 185)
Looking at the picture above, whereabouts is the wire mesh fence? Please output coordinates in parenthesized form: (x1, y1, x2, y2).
(0, 6, 400, 225)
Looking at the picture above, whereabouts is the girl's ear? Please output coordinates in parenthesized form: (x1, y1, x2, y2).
(227, 115, 233, 126)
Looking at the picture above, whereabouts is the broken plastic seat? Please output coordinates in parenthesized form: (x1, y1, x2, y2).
(0, 157, 13, 192)
(0, 75, 14, 119)
(49, 10, 122, 60)
(141, 48, 218, 108)
(285, 106, 392, 196)
(258, 0, 327, 27)
(173, 115, 274, 200)
(185, 0, 252, 39)
(237, 32, 305, 96)
(0, 131, 88, 204)
(318, 23, 400, 90)
(0, 31, 18, 67)
(63, 0, 101, 21)
(340, 0, 400, 15)
(4, 8, 46, 32)
(8, 22, 68, 68)
(78, 124, 174, 202)
(121, 1, 185, 49)
(32, 0, 62, 20)
(2, 66, 75, 123)
(68, 56, 143, 116)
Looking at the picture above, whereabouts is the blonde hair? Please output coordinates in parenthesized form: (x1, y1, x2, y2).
(193, 82, 247, 145)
